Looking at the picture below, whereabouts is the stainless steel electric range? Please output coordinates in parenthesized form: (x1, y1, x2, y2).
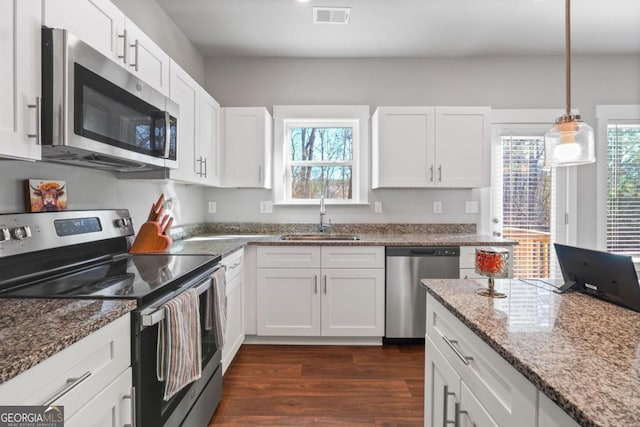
(0, 209, 223, 427)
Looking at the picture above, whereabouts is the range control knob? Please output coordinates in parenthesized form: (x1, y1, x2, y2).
(11, 226, 32, 240)
(0, 228, 10, 241)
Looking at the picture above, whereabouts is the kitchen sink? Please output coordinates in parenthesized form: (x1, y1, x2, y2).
(280, 234, 361, 241)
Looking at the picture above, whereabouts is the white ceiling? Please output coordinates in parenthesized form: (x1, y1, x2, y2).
(155, 0, 640, 58)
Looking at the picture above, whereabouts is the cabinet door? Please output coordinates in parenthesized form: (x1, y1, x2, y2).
(43, 0, 126, 64)
(257, 268, 321, 336)
(65, 368, 132, 427)
(372, 107, 435, 188)
(538, 393, 581, 427)
(125, 19, 170, 96)
(434, 107, 491, 187)
(168, 60, 200, 183)
(223, 107, 272, 188)
(0, 0, 41, 161)
(222, 271, 243, 373)
(321, 269, 385, 336)
(459, 381, 499, 427)
(199, 90, 221, 187)
(425, 335, 460, 427)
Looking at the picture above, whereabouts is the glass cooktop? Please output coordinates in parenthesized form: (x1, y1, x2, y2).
(0, 253, 219, 302)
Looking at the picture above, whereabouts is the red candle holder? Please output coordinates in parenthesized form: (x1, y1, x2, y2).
(475, 247, 510, 298)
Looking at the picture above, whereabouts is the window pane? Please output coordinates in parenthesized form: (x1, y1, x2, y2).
(290, 127, 353, 161)
(291, 166, 353, 199)
(607, 124, 640, 254)
(501, 136, 552, 278)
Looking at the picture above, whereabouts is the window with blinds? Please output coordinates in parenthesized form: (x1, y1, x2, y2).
(607, 123, 640, 254)
(500, 135, 554, 278)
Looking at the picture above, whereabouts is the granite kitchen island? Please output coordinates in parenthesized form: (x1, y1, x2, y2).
(422, 278, 640, 427)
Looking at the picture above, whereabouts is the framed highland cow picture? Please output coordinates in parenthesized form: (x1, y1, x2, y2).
(25, 179, 68, 212)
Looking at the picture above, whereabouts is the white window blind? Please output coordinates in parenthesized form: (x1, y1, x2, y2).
(499, 135, 554, 278)
(607, 123, 640, 254)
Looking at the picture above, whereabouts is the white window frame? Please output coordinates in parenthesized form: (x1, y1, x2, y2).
(273, 105, 370, 205)
(596, 105, 640, 252)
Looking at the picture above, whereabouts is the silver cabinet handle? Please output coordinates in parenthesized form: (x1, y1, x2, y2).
(442, 335, 473, 365)
(314, 275, 318, 294)
(323, 275, 327, 294)
(258, 164, 263, 183)
(438, 165, 442, 182)
(27, 98, 41, 144)
(227, 260, 241, 270)
(129, 39, 139, 72)
(202, 157, 208, 178)
(117, 29, 128, 64)
(430, 165, 434, 182)
(443, 385, 456, 427)
(196, 157, 203, 176)
(454, 402, 468, 427)
(123, 386, 136, 427)
(42, 371, 91, 406)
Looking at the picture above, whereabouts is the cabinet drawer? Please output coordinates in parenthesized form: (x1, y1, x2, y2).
(258, 246, 320, 268)
(223, 248, 244, 282)
(321, 246, 384, 269)
(65, 367, 132, 427)
(426, 295, 536, 427)
(0, 314, 131, 420)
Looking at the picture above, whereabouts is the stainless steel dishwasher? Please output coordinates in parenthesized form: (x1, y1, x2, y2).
(385, 246, 460, 343)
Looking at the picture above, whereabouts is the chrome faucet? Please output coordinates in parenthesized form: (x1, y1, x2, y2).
(318, 195, 330, 233)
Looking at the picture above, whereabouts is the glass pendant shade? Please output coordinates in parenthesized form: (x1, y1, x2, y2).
(544, 114, 595, 167)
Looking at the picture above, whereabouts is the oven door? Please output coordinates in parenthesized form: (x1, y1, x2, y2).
(132, 270, 222, 427)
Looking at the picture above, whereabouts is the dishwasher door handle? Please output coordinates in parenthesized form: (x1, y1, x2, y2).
(409, 249, 437, 255)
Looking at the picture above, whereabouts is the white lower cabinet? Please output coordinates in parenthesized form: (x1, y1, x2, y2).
(425, 294, 579, 427)
(425, 294, 536, 427)
(257, 246, 385, 337)
(0, 314, 132, 426)
(222, 248, 245, 373)
(65, 368, 132, 427)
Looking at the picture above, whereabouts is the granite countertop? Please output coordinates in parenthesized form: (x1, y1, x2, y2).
(0, 298, 137, 384)
(169, 232, 513, 257)
(422, 279, 640, 427)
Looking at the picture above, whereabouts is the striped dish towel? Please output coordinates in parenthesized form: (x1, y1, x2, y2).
(157, 288, 202, 401)
(205, 267, 227, 348)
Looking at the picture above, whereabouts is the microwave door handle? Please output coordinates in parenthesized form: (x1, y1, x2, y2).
(163, 111, 171, 159)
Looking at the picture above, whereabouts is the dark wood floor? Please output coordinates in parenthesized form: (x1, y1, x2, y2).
(209, 344, 425, 426)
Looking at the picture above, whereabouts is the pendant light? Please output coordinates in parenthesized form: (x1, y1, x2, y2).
(544, 0, 595, 167)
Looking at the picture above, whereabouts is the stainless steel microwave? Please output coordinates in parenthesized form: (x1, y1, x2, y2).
(41, 27, 178, 172)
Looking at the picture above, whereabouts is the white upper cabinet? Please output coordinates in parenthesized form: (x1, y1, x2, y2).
(372, 106, 491, 188)
(43, 0, 169, 96)
(222, 107, 272, 188)
(0, 0, 41, 161)
(198, 90, 221, 186)
(43, 0, 126, 63)
(123, 19, 170, 96)
(167, 60, 220, 186)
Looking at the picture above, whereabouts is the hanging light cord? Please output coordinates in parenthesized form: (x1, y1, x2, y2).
(565, 0, 571, 116)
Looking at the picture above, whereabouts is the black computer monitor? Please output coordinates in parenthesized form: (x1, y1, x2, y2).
(554, 243, 640, 313)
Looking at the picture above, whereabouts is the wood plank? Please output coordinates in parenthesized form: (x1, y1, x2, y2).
(209, 344, 424, 426)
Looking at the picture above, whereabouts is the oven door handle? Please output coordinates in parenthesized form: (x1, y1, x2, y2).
(141, 278, 212, 327)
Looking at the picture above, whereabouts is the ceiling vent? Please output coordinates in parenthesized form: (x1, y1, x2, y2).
(313, 7, 351, 25)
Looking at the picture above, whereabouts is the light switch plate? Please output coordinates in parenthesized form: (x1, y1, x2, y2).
(260, 201, 273, 213)
(374, 202, 382, 213)
(433, 201, 442, 214)
(208, 201, 217, 213)
(466, 201, 479, 214)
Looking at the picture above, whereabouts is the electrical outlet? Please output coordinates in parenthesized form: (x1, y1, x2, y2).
(260, 201, 273, 213)
(433, 201, 442, 214)
(208, 201, 217, 213)
(465, 201, 479, 214)
(374, 202, 382, 213)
